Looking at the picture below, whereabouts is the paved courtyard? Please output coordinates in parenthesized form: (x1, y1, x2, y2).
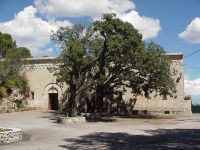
(0, 111, 200, 150)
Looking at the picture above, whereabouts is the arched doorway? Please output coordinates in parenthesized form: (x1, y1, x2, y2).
(48, 88, 58, 110)
(43, 83, 63, 110)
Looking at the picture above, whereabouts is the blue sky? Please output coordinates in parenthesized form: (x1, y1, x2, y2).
(0, 0, 200, 104)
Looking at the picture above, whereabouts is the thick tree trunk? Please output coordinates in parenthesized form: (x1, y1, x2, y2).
(94, 34, 108, 113)
(67, 66, 78, 117)
(68, 83, 77, 117)
(95, 84, 104, 113)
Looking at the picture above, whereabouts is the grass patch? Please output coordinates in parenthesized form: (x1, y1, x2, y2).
(0, 128, 11, 132)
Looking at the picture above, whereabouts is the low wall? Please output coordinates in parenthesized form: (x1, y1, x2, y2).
(133, 110, 192, 117)
(0, 128, 22, 144)
(0, 107, 42, 114)
(57, 117, 86, 123)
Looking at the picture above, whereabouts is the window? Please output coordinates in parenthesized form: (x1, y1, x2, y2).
(164, 111, 170, 114)
(147, 96, 151, 99)
(162, 95, 167, 100)
(31, 92, 34, 100)
(132, 110, 139, 116)
(143, 110, 147, 114)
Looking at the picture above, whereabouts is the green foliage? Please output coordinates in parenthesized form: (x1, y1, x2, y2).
(126, 41, 176, 98)
(0, 32, 16, 57)
(5, 75, 23, 89)
(0, 87, 5, 98)
(52, 14, 176, 116)
(14, 100, 23, 108)
(0, 99, 3, 106)
(143, 42, 176, 96)
(0, 31, 31, 99)
(51, 24, 97, 116)
(0, 128, 11, 132)
(0, 31, 31, 59)
(15, 47, 32, 58)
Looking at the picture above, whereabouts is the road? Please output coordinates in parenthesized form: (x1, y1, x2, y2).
(0, 111, 200, 150)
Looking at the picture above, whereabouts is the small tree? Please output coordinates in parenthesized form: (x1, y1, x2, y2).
(0, 32, 16, 58)
(0, 32, 31, 100)
(15, 47, 32, 58)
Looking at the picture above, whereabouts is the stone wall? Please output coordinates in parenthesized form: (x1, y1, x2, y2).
(22, 54, 192, 115)
(0, 107, 42, 114)
(58, 117, 86, 123)
(21, 57, 67, 110)
(123, 53, 192, 115)
(0, 128, 22, 144)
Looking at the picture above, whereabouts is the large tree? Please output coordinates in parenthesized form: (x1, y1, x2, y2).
(51, 24, 97, 116)
(52, 14, 176, 116)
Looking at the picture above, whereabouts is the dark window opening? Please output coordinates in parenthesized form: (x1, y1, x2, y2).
(164, 111, 170, 114)
(162, 95, 167, 100)
(132, 110, 139, 115)
(147, 96, 151, 99)
(6, 88, 12, 95)
(31, 92, 34, 100)
(143, 110, 147, 114)
(0, 52, 3, 59)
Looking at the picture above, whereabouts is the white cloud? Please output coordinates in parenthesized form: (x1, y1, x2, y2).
(184, 75, 200, 96)
(46, 47, 53, 52)
(34, 0, 135, 18)
(118, 11, 161, 39)
(179, 17, 200, 43)
(48, 18, 72, 27)
(0, 5, 72, 56)
(0, 1, 162, 57)
(34, 0, 161, 39)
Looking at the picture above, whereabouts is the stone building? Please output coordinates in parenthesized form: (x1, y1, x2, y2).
(22, 53, 192, 115)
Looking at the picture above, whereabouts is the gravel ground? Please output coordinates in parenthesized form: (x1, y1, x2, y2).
(0, 111, 199, 150)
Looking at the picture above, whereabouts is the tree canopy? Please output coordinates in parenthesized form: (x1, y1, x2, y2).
(51, 14, 176, 117)
(0, 31, 31, 100)
(15, 47, 32, 58)
(0, 32, 16, 57)
(0, 31, 32, 59)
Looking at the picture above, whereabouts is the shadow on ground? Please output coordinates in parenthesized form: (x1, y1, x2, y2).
(38, 111, 61, 123)
(59, 129, 200, 150)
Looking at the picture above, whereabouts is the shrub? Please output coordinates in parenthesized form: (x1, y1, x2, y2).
(0, 128, 11, 132)
(14, 100, 23, 109)
(0, 87, 6, 98)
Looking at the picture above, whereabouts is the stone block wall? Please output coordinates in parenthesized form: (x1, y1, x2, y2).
(0, 128, 22, 144)
(123, 53, 192, 115)
(21, 58, 67, 110)
(22, 54, 192, 115)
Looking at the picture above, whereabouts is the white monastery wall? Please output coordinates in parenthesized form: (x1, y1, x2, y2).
(123, 53, 191, 115)
(22, 54, 192, 115)
(21, 58, 67, 110)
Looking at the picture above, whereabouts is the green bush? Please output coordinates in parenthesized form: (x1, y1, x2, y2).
(0, 32, 31, 100)
(14, 100, 23, 109)
(0, 99, 3, 106)
(4, 74, 30, 97)
(0, 87, 5, 98)
(0, 128, 11, 132)
(5, 75, 23, 89)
